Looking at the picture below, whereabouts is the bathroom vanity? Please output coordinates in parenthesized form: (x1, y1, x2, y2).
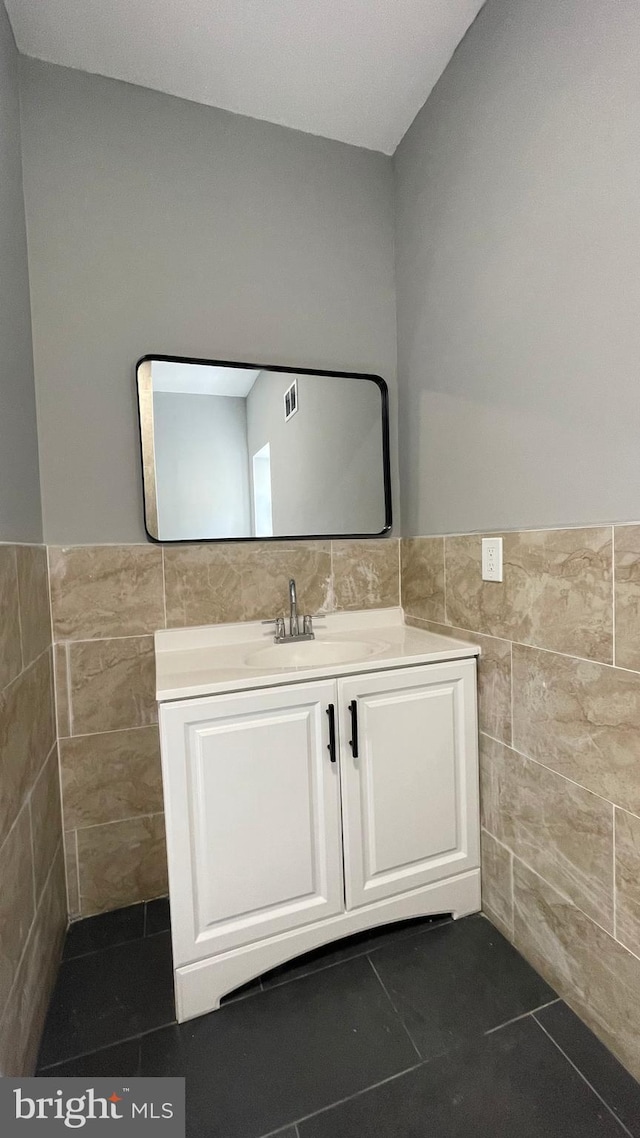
(155, 609, 481, 1021)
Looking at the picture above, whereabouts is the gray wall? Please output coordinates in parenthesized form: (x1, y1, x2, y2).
(0, 5, 41, 541)
(246, 371, 386, 535)
(153, 392, 250, 540)
(394, 0, 640, 536)
(19, 60, 398, 544)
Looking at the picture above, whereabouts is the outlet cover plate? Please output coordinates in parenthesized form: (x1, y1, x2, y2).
(482, 537, 503, 582)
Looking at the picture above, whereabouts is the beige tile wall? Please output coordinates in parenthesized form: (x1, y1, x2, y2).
(0, 544, 66, 1075)
(402, 525, 640, 1080)
(49, 539, 400, 919)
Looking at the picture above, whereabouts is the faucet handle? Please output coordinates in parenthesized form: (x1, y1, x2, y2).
(262, 617, 286, 640)
(303, 615, 313, 635)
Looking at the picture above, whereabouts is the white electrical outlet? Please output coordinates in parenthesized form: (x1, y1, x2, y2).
(482, 537, 503, 582)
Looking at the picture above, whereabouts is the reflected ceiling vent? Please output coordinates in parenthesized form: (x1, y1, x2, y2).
(283, 378, 298, 422)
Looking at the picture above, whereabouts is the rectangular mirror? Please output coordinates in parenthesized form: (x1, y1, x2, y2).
(136, 355, 391, 542)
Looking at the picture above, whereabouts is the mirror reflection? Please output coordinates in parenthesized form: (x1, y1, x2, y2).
(137, 356, 391, 542)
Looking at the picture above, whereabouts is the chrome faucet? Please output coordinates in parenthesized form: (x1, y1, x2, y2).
(289, 577, 299, 637)
(264, 577, 315, 644)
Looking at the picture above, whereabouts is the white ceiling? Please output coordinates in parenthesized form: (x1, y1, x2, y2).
(151, 362, 260, 397)
(6, 0, 485, 154)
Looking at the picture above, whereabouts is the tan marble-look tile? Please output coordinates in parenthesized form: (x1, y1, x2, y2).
(481, 829, 512, 940)
(513, 858, 640, 1082)
(332, 539, 399, 612)
(53, 643, 71, 738)
(513, 643, 640, 815)
(29, 746, 63, 904)
(614, 525, 640, 671)
(0, 846, 66, 1075)
(64, 831, 80, 919)
(615, 808, 640, 958)
(0, 544, 22, 691)
(445, 528, 612, 662)
(409, 619, 512, 744)
(68, 636, 157, 735)
(0, 804, 35, 1017)
(60, 726, 162, 829)
(77, 814, 168, 916)
(480, 733, 613, 928)
(49, 544, 164, 640)
(164, 541, 331, 627)
(16, 545, 51, 667)
(400, 537, 445, 623)
(0, 651, 55, 849)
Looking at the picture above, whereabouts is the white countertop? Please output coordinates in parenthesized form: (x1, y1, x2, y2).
(155, 608, 479, 702)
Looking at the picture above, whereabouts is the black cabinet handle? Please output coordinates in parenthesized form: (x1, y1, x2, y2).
(349, 700, 359, 758)
(326, 704, 337, 763)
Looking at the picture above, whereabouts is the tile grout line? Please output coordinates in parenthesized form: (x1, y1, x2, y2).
(509, 846, 515, 939)
(481, 723, 640, 941)
(613, 805, 617, 941)
(256, 1057, 428, 1138)
(484, 998, 560, 1036)
(366, 955, 423, 1062)
(27, 796, 38, 916)
(0, 641, 53, 699)
(63, 925, 171, 963)
(65, 642, 74, 737)
(0, 778, 38, 861)
(0, 738, 58, 862)
(406, 612, 629, 674)
(73, 829, 81, 917)
(0, 838, 65, 1042)
(509, 639, 514, 749)
(13, 545, 26, 674)
(57, 632, 158, 645)
(479, 729, 630, 815)
(506, 853, 640, 962)
(533, 1015, 634, 1138)
(38, 1018, 178, 1074)
(59, 722, 159, 743)
(72, 810, 166, 835)
(253, 919, 453, 998)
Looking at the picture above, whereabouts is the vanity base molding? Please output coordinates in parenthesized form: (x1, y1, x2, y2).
(174, 868, 480, 1022)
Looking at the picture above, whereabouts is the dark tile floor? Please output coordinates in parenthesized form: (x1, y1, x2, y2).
(37, 902, 640, 1137)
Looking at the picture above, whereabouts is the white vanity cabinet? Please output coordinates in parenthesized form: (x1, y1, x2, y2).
(158, 646, 480, 1023)
(160, 679, 345, 963)
(338, 663, 479, 910)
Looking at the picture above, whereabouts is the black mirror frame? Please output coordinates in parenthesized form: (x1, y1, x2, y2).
(136, 353, 393, 544)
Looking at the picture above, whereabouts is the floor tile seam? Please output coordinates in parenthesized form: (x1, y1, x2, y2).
(67, 900, 150, 926)
(260, 922, 452, 995)
(278, 1011, 638, 1138)
(532, 1015, 634, 1138)
(484, 998, 560, 1036)
(366, 955, 423, 1062)
(256, 1056, 429, 1138)
(37, 1019, 176, 1073)
(62, 925, 171, 963)
(63, 935, 146, 963)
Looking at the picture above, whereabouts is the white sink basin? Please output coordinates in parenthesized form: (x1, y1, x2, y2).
(244, 638, 386, 669)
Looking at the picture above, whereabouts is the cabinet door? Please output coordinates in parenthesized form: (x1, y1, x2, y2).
(160, 680, 343, 965)
(338, 661, 479, 910)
